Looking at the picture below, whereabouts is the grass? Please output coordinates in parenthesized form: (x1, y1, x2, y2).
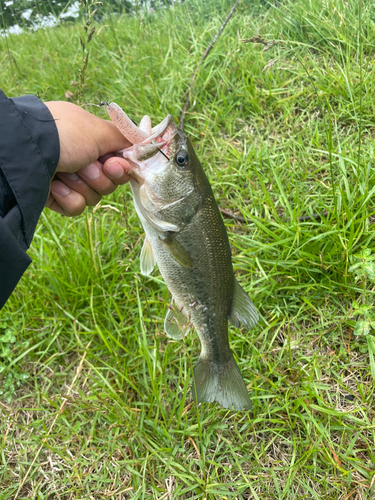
(1, 0, 375, 498)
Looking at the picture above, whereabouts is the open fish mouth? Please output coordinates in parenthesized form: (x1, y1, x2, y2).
(132, 115, 175, 161)
(105, 103, 177, 177)
(120, 115, 177, 179)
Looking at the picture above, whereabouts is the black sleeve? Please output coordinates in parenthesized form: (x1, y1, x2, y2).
(0, 90, 60, 310)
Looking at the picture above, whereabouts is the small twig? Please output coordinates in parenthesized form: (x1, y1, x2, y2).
(179, 0, 239, 131)
(219, 207, 329, 223)
(219, 207, 246, 223)
(297, 211, 329, 222)
(241, 35, 280, 52)
(188, 436, 201, 459)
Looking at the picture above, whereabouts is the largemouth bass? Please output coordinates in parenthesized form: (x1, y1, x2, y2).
(106, 102, 259, 411)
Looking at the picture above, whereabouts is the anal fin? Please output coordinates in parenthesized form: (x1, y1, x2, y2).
(229, 280, 258, 329)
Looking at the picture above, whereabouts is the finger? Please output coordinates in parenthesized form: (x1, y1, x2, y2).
(45, 188, 89, 216)
(49, 180, 87, 216)
(56, 172, 102, 207)
(45, 192, 69, 216)
(103, 157, 133, 186)
(45, 192, 56, 209)
(77, 160, 117, 195)
(45, 195, 69, 216)
(98, 152, 123, 164)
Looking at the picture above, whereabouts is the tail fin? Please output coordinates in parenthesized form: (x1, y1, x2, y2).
(193, 355, 252, 411)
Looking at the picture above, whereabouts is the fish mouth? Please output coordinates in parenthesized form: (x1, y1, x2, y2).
(149, 115, 175, 144)
(121, 115, 178, 179)
(135, 115, 176, 159)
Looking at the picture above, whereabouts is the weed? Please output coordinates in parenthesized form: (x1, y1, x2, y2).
(349, 248, 375, 379)
(0, 317, 29, 403)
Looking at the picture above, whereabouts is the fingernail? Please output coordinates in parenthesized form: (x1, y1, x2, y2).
(80, 162, 100, 180)
(52, 182, 70, 197)
(106, 161, 124, 179)
(66, 172, 79, 181)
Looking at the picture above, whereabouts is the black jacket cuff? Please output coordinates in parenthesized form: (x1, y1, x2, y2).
(0, 90, 60, 309)
(0, 90, 60, 249)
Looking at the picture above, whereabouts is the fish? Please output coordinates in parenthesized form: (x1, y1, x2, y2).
(106, 102, 259, 411)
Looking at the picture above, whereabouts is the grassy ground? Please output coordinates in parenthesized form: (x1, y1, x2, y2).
(1, 0, 375, 498)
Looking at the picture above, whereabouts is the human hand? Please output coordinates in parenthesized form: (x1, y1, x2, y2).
(44, 101, 133, 216)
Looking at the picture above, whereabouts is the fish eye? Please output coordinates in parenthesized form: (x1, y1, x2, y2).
(175, 151, 190, 168)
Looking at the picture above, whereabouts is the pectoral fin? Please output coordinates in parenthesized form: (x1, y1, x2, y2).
(229, 280, 259, 329)
(159, 233, 193, 268)
(140, 238, 156, 276)
(164, 303, 190, 340)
